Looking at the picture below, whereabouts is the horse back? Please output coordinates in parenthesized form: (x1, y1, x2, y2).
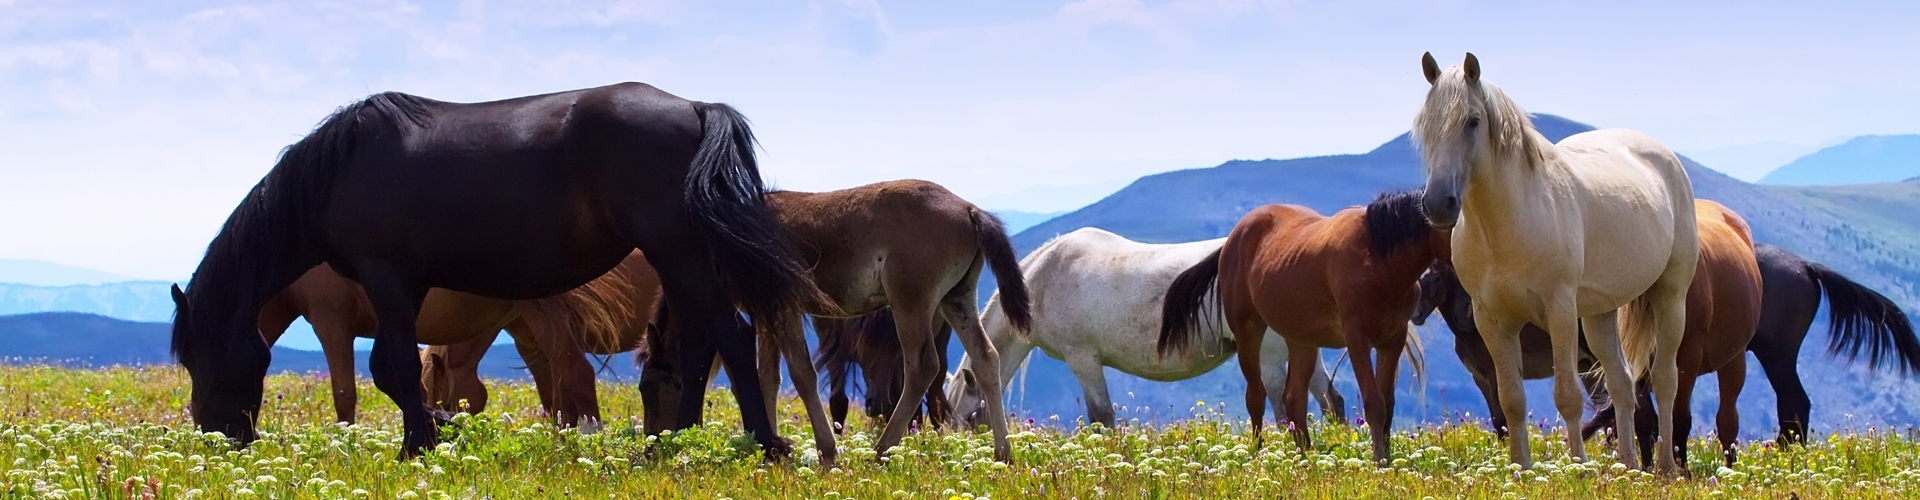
(1218, 205, 1352, 346)
(1553, 129, 1699, 314)
(766, 180, 982, 312)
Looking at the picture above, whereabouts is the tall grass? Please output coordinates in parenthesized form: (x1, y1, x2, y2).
(2, 365, 1917, 498)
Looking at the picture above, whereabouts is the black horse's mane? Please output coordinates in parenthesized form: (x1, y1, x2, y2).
(1361, 189, 1432, 259)
(172, 92, 433, 364)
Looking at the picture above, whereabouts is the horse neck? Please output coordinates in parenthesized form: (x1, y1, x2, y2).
(981, 296, 1035, 384)
(1460, 131, 1557, 239)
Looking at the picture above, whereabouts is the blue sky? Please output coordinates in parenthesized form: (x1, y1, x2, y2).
(3, 0, 1919, 279)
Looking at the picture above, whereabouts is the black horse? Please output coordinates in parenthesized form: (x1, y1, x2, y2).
(812, 308, 953, 434)
(170, 83, 825, 457)
(1415, 244, 1920, 448)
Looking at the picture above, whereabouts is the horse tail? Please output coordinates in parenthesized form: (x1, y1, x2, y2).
(1403, 321, 1428, 406)
(810, 316, 861, 395)
(1619, 293, 1662, 381)
(531, 264, 640, 357)
(1806, 262, 1920, 376)
(685, 102, 833, 332)
(1157, 250, 1223, 359)
(970, 208, 1032, 333)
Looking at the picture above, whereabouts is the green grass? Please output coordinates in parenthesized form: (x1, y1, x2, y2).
(3, 365, 1918, 499)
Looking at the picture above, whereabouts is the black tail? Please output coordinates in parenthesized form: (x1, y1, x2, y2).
(970, 209, 1032, 333)
(1806, 262, 1920, 376)
(811, 315, 864, 395)
(1157, 250, 1222, 359)
(685, 103, 828, 330)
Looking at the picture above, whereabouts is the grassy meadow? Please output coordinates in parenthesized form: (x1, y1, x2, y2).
(2, 365, 1919, 499)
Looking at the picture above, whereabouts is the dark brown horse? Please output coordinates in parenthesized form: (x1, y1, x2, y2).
(1159, 190, 1443, 464)
(642, 179, 1032, 465)
(813, 308, 953, 434)
(169, 84, 824, 457)
(1418, 200, 1764, 467)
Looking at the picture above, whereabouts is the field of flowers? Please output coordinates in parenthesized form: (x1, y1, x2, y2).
(2, 364, 1918, 499)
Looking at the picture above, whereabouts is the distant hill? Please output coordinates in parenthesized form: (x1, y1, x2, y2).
(0, 281, 176, 322)
(0, 259, 141, 287)
(0, 313, 576, 381)
(990, 210, 1067, 234)
(1760, 135, 1920, 186)
(987, 114, 1920, 434)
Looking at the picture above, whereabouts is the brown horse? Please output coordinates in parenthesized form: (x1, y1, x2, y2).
(170, 85, 824, 457)
(1416, 200, 1763, 467)
(259, 251, 657, 428)
(643, 179, 1032, 466)
(1159, 190, 1443, 464)
(813, 308, 954, 434)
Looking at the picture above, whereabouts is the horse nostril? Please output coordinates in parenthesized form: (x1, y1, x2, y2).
(1445, 195, 1460, 212)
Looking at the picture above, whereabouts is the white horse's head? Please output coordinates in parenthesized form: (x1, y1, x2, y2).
(945, 365, 988, 428)
(1411, 52, 1542, 230)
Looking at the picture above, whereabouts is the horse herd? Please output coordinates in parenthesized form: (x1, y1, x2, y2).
(166, 52, 1920, 476)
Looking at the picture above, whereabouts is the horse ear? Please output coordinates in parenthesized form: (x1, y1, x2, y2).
(1463, 52, 1481, 83)
(170, 284, 188, 307)
(1421, 52, 1441, 85)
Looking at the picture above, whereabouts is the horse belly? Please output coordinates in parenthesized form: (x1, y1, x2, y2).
(412, 289, 517, 345)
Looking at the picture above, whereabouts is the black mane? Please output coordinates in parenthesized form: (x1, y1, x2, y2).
(172, 92, 433, 364)
(1361, 189, 1431, 259)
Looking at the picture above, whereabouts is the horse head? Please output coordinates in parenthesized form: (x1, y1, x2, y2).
(1413, 52, 1541, 230)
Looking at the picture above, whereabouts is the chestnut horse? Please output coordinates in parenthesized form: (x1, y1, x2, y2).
(1416, 200, 1761, 467)
(259, 251, 657, 429)
(643, 180, 1032, 466)
(170, 85, 824, 457)
(1159, 190, 1442, 464)
(813, 308, 953, 433)
(1413, 53, 1697, 472)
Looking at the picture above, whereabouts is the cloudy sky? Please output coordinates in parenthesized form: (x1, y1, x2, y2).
(3, 0, 1918, 279)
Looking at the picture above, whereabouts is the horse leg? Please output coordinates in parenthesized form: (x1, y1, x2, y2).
(924, 323, 955, 429)
(1472, 371, 1506, 440)
(1582, 310, 1641, 470)
(1309, 354, 1347, 423)
(875, 304, 941, 459)
(1644, 288, 1688, 475)
(356, 267, 435, 456)
(941, 289, 1013, 462)
(1669, 371, 1700, 470)
(1369, 329, 1407, 466)
(504, 320, 559, 415)
(535, 313, 601, 432)
(438, 330, 499, 414)
(1754, 348, 1810, 445)
(1716, 355, 1747, 466)
(1476, 310, 1534, 468)
(1634, 382, 1657, 469)
(757, 327, 783, 430)
(1280, 340, 1317, 455)
(1065, 350, 1115, 428)
(775, 317, 838, 468)
(829, 373, 851, 435)
(1543, 292, 1590, 462)
(313, 320, 361, 424)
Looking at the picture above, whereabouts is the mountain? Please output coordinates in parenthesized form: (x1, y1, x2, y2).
(0, 313, 578, 381)
(983, 114, 1920, 434)
(0, 259, 141, 287)
(0, 281, 177, 322)
(990, 210, 1067, 234)
(1760, 135, 1920, 186)
(1681, 141, 1821, 182)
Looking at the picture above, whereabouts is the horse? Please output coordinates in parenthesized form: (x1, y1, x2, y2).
(640, 179, 1032, 465)
(1159, 191, 1441, 464)
(258, 252, 653, 429)
(1410, 263, 1600, 441)
(813, 308, 954, 434)
(417, 251, 660, 426)
(945, 227, 1348, 431)
(1417, 200, 1762, 468)
(168, 83, 826, 458)
(1412, 52, 1698, 472)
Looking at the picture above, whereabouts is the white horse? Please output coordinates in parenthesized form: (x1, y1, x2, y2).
(945, 228, 1346, 429)
(1413, 52, 1697, 473)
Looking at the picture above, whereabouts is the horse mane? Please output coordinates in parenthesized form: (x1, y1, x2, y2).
(1361, 189, 1432, 258)
(524, 264, 643, 357)
(1412, 66, 1547, 171)
(172, 92, 434, 365)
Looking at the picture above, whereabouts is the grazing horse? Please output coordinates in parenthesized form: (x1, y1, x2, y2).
(168, 84, 824, 457)
(1159, 191, 1441, 464)
(947, 228, 1348, 430)
(1419, 200, 1762, 467)
(642, 180, 1032, 465)
(416, 252, 660, 425)
(1412, 53, 1699, 472)
(258, 252, 653, 428)
(1742, 244, 1920, 444)
(813, 308, 954, 433)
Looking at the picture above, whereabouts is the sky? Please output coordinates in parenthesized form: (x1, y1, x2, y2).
(3, 0, 1919, 280)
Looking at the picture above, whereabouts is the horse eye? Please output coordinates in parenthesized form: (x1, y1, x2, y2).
(1467, 117, 1481, 129)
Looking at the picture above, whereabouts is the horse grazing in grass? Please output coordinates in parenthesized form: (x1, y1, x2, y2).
(946, 228, 1347, 431)
(416, 252, 660, 425)
(642, 180, 1031, 465)
(1159, 191, 1440, 464)
(258, 252, 653, 429)
(169, 84, 825, 458)
(813, 308, 954, 434)
(1418, 200, 1761, 467)
(1413, 52, 1698, 472)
